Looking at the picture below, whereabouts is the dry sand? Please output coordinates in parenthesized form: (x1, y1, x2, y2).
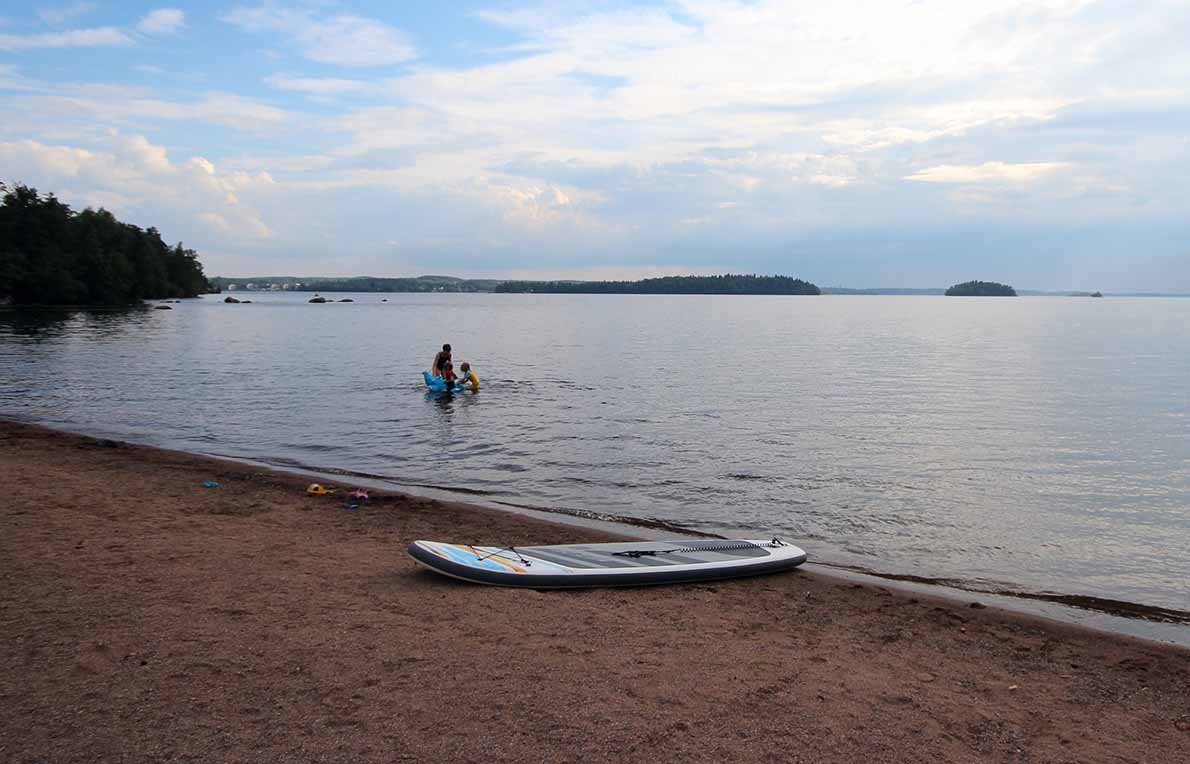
(1, 420, 1188, 763)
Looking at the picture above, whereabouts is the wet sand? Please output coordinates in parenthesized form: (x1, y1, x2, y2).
(1, 420, 1188, 763)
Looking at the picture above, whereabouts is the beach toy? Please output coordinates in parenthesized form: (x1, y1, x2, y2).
(342, 502, 360, 510)
(348, 489, 369, 500)
(202, 480, 219, 488)
(306, 483, 335, 496)
(422, 371, 465, 393)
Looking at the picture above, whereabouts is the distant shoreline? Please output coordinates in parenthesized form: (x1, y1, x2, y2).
(207, 274, 1190, 298)
(213, 290, 1190, 298)
(5, 292, 1189, 311)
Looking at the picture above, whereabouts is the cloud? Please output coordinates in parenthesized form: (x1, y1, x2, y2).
(3, 1, 1189, 287)
(0, 134, 275, 242)
(138, 9, 185, 36)
(224, 6, 416, 67)
(481, 181, 587, 228)
(37, 2, 96, 25)
(237, 1, 1186, 256)
(0, 26, 131, 51)
(811, 175, 855, 188)
(264, 74, 368, 95)
(199, 209, 271, 238)
(905, 162, 1068, 183)
(0, 64, 37, 91)
(10, 86, 288, 133)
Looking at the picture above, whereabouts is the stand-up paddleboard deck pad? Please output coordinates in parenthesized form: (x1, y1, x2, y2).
(408, 538, 807, 588)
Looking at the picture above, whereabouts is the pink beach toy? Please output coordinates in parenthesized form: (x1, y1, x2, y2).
(348, 489, 369, 500)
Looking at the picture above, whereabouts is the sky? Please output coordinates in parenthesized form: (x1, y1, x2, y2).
(1, 1, 1188, 289)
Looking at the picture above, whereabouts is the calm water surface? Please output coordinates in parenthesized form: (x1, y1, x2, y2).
(2, 294, 1187, 614)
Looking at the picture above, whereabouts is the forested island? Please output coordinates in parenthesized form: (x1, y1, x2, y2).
(494, 274, 820, 295)
(945, 280, 1017, 297)
(0, 184, 209, 306)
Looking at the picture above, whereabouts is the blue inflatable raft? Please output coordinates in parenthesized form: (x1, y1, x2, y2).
(423, 371, 465, 393)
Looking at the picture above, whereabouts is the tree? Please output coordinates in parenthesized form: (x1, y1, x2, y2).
(0, 184, 210, 305)
(944, 280, 1017, 297)
(494, 273, 821, 295)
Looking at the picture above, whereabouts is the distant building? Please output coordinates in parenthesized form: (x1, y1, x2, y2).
(227, 284, 237, 291)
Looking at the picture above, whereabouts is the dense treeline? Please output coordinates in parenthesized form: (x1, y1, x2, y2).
(494, 274, 821, 295)
(300, 277, 492, 292)
(0, 184, 209, 306)
(945, 280, 1017, 296)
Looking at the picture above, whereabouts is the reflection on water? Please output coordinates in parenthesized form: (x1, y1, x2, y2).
(0, 306, 155, 340)
(2, 293, 1188, 615)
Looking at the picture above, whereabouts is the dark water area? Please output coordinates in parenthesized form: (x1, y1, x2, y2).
(2, 293, 1188, 619)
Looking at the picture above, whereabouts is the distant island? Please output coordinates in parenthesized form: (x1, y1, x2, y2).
(821, 287, 945, 295)
(206, 275, 501, 293)
(945, 280, 1017, 297)
(494, 274, 820, 295)
(211, 273, 820, 295)
(0, 184, 210, 306)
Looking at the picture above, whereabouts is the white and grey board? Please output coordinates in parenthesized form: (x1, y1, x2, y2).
(407, 538, 807, 588)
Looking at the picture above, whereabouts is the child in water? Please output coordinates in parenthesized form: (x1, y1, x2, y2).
(458, 362, 480, 392)
(440, 361, 458, 389)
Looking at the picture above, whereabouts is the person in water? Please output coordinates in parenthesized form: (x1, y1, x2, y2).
(458, 362, 479, 392)
(431, 343, 451, 378)
(440, 361, 458, 389)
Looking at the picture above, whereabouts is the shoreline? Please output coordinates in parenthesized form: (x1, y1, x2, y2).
(10, 416, 1188, 645)
(215, 450, 1190, 645)
(4, 419, 1190, 762)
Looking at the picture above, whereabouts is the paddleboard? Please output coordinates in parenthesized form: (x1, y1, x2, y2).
(407, 538, 807, 588)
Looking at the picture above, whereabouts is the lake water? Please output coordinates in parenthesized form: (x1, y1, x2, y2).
(2, 293, 1188, 618)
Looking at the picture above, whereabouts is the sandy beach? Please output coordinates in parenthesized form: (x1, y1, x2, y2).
(1, 420, 1187, 763)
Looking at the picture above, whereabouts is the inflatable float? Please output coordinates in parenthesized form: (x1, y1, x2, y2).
(423, 371, 465, 393)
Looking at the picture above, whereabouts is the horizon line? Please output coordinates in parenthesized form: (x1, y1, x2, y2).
(207, 274, 1188, 296)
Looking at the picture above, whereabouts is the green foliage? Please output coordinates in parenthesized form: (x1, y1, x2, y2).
(0, 184, 210, 306)
(944, 280, 1017, 297)
(494, 274, 821, 295)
